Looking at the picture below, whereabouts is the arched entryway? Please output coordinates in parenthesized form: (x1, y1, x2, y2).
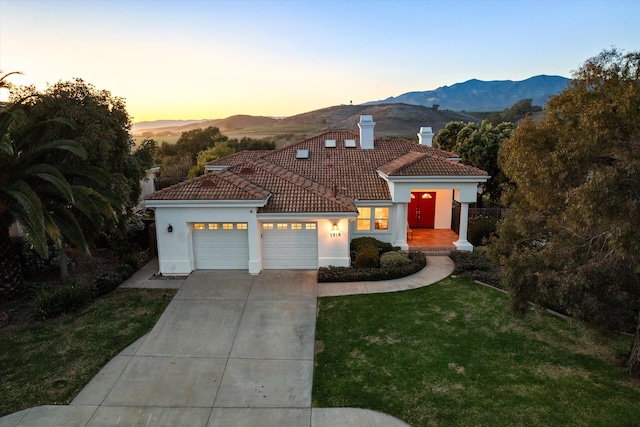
(408, 191, 436, 228)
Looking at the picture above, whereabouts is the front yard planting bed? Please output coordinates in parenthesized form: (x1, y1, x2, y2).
(317, 251, 426, 282)
(313, 276, 640, 426)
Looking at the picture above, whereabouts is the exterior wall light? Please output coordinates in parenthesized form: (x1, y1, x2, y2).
(167, 224, 173, 233)
(329, 222, 341, 238)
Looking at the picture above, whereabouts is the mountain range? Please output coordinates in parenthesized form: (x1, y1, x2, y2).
(132, 75, 570, 139)
(366, 75, 570, 112)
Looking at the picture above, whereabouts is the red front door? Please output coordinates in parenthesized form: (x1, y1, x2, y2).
(408, 192, 436, 228)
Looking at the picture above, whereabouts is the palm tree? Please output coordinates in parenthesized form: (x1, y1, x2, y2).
(0, 73, 117, 298)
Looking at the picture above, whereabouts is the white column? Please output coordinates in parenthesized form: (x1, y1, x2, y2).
(454, 202, 473, 251)
(393, 203, 409, 250)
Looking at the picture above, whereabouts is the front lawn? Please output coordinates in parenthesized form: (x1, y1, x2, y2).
(0, 287, 176, 417)
(313, 276, 640, 426)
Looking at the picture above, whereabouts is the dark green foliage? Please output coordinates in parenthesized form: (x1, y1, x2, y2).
(449, 250, 502, 288)
(350, 236, 396, 255)
(487, 98, 543, 125)
(175, 126, 228, 161)
(29, 263, 135, 321)
(353, 244, 380, 269)
(318, 252, 426, 282)
(93, 264, 134, 296)
(467, 215, 498, 246)
(380, 251, 411, 268)
(30, 282, 91, 321)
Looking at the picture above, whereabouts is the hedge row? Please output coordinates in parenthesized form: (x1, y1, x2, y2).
(318, 252, 426, 283)
(30, 264, 136, 321)
(448, 249, 502, 288)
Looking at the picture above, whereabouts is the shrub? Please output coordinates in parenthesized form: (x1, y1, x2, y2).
(94, 264, 134, 296)
(353, 244, 380, 269)
(350, 237, 396, 255)
(318, 252, 426, 282)
(449, 249, 503, 289)
(30, 282, 91, 321)
(468, 216, 498, 246)
(380, 251, 411, 268)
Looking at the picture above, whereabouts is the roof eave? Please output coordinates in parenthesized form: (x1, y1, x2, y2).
(144, 196, 271, 209)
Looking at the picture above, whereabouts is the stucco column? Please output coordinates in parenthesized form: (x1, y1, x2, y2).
(393, 203, 409, 250)
(454, 202, 473, 251)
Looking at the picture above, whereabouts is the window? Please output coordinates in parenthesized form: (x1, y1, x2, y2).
(291, 223, 302, 230)
(357, 207, 371, 231)
(263, 223, 274, 230)
(277, 223, 288, 230)
(237, 223, 247, 230)
(305, 223, 316, 230)
(194, 223, 205, 230)
(357, 207, 389, 231)
(374, 208, 389, 230)
(208, 223, 219, 230)
(222, 223, 234, 230)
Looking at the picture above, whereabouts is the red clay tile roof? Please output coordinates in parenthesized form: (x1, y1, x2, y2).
(206, 150, 271, 167)
(146, 129, 488, 212)
(145, 170, 271, 201)
(378, 151, 488, 177)
(228, 159, 356, 213)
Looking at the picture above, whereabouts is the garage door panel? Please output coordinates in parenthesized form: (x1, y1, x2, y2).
(262, 223, 317, 269)
(193, 224, 249, 270)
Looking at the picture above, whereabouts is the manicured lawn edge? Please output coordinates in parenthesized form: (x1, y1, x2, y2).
(312, 276, 640, 427)
(0, 287, 176, 417)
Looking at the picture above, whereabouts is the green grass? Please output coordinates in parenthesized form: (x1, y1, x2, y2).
(0, 288, 176, 416)
(313, 276, 640, 427)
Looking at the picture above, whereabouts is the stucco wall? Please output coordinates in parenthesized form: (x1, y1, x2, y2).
(154, 206, 259, 275)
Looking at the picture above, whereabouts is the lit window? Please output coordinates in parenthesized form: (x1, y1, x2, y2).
(222, 223, 234, 230)
(357, 207, 371, 231)
(263, 223, 274, 230)
(277, 223, 288, 230)
(374, 207, 389, 230)
(291, 223, 302, 230)
(194, 223, 205, 230)
(357, 207, 389, 231)
(208, 223, 218, 230)
(305, 223, 316, 230)
(237, 223, 247, 230)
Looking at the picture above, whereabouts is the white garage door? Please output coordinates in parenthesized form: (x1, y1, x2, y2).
(193, 223, 249, 269)
(262, 222, 318, 269)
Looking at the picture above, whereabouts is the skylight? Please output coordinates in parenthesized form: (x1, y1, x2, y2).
(344, 139, 357, 148)
(296, 149, 310, 159)
(324, 139, 337, 148)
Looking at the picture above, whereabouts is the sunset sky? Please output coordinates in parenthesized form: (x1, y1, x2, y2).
(1, 0, 638, 123)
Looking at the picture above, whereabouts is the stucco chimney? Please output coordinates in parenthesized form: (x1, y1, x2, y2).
(418, 127, 434, 147)
(358, 115, 375, 149)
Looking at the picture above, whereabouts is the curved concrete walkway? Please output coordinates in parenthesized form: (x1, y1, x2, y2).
(0, 257, 453, 427)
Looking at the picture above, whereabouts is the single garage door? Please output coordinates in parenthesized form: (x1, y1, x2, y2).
(193, 223, 249, 269)
(262, 222, 318, 269)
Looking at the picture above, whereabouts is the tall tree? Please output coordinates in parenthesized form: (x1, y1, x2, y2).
(175, 126, 228, 161)
(12, 79, 141, 243)
(487, 49, 640, 376)
(0, 81, 114, 296)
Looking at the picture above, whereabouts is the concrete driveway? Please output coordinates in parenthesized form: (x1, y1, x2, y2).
(1, 258, 454, 427)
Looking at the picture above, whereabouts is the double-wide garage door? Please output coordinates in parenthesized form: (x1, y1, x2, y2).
(262, 222, 318, 269)
(193, 223, 249, 269)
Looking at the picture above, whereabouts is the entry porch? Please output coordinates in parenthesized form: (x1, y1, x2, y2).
(406, 228, 458, 253)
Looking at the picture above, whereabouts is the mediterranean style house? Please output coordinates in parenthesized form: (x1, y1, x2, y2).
(145, 116, 489, 275)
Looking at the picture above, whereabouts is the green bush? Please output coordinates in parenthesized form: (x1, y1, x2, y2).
(380, 251, 411, 268)
(353, 244, 380, 269)
(468, 216, 498, 246)
(94, 264, 134, 296)
(318, 252, 426, 282)
(350, 237, 396, 255)
(30, 282, 91, 321)
(449, 250, 503, 289)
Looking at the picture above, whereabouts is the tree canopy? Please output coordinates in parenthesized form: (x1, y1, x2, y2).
(434, 120, 515, 203)
(487, 49, 640, 375)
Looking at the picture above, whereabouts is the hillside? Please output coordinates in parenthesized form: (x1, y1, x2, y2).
(132, 104, 480, 140)
(366, 75, 570, 112)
